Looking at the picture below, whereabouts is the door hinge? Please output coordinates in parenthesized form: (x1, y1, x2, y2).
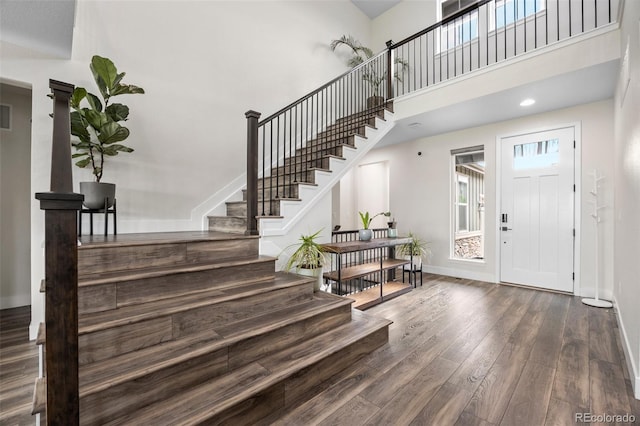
(573, 229, 576, 237)
(573, 184, 576, 192)
(574, 140, 576, 148)
(572, 272, 575, 281)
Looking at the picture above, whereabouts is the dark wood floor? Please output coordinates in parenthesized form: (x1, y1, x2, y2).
(272, 274, 640, 425)
(1, 274, 638, 425)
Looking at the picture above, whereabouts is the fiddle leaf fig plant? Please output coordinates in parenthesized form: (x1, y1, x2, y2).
(70, 55, 145, 182)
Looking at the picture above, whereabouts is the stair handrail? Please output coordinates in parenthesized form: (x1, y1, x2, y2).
(35, 79, 83, 425)
(245, 0, 617, 235)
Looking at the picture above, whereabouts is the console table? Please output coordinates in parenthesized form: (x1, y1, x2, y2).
(321, 237, 414, 310)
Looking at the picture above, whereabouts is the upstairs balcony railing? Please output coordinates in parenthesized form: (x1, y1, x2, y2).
(245, 0, 618, 235)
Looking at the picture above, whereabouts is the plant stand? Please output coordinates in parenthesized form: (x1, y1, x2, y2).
(582, 170, 612, 308)
(79, 198, 117, 236)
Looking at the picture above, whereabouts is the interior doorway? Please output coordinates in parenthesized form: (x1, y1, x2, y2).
(499, 126, 575, 293)
(0, 82, 32, 309)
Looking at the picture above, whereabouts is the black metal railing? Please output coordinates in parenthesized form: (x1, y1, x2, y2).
(245, 0, 618, 235)
(244, 51, 392, 234)
(390, 0, 617, 97)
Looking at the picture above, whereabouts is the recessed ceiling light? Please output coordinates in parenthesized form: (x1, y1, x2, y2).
(520, 98, 536, 107)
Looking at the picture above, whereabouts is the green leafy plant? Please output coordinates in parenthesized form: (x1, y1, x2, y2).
(283, 230, 329, 271)
(330, 35, 408, 96)
(70, 55, 145, 182)
(358, 211, 391, 230)
(397, 232, 431, 259)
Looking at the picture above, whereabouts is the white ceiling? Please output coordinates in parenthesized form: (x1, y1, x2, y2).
(378, 59, 620, 147)
(0, 0, 76, 59)
(351, 0, 402, 19)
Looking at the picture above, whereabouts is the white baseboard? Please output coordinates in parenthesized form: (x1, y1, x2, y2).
(423, 265, 496, 283)
(613, 296, 640, 400)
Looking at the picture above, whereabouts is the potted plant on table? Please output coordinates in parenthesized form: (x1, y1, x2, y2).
(330, 35, 408, 108)
(397, 232, 431, 269)
(358, 211, 390, 241)
(70, 55, 145, 209)
(283, 230, 330, 292)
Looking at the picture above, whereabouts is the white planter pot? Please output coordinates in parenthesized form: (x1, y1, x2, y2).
(295, 266, 324, 292)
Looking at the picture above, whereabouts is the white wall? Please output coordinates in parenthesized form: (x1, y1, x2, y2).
(371, 1, 438, 51)
(344, 100, 615, 288)
(0, 0, 371, 335)
(613, 0, 640, 400)
(0, 84, 32, 309)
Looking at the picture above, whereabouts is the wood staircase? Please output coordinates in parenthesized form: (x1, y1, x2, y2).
(209, 104, 393, 234)
(32, 231, 391, 424)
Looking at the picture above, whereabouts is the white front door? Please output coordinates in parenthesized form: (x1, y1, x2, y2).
(500, 127, 575, 292)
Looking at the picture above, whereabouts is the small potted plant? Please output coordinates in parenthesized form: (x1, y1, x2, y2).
(358, 211, 390, 241)
(282, 229, 329, 291)
(397, 232, 431, 269)
(387, 216, 397, 238)
(70, 55, 145, 209)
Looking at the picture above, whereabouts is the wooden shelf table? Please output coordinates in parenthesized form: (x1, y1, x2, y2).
(321, 237, 414, 310)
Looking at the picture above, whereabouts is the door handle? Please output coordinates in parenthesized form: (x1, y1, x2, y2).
(501, 226, 512, 231)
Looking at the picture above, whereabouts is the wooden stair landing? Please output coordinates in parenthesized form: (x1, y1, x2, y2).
(33, 231, 392, 424)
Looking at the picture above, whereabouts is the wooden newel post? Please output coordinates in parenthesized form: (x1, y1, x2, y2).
(35, 79, 83, 426)
(245, 110, 261, 236)
(386, 40, 394, 101)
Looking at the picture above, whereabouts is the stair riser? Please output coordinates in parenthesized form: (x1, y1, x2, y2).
(208, 216, 247, 234)
(282, 156, 332, 169)
(79, 238, 259, 276)
(317, 124, 367, 139)
(334, 110, 385, 126)
(79, 260, 277, 314)
(258, 171, 316, 187)
(227, 303, 352, 370)
(172, 281, 313, 339)
(79, 281, 313, 364)
(208, 324, 390, 424)
(226, 202, 279, 217)
(294, 140, 354, 158)
(80, 348, 229, 426)
(81, 301, 352, 425)
(271, 163, 329, 176)
(243, 187, 301, 201)
(325, 117, 376, 132)
(293, 146, 347, 161)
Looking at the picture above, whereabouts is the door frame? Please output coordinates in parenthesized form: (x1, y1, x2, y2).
(495, 122, 582, 295)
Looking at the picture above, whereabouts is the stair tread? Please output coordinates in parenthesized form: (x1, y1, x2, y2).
(78, 230, 258, 249)
(36, 322, 45, 345)
(78, 255, 275, 287)
(31, 377, 45, 415)
(78, 272, 312, 334)
(79, 292, 352, 396)
(105, 310, 391, 425)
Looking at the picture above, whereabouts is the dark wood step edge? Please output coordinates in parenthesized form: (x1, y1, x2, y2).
(79, 273, 314, 335)
(36, 322, 45, 345)
(31, 377, 46, 415)
(79, 255, 276, 287)
(106, 311, 391, 424)
(80, 294, 353, 397)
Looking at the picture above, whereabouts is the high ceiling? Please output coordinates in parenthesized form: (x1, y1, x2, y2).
(0, 0, 76, 59)
(351, 0, 402, 19)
